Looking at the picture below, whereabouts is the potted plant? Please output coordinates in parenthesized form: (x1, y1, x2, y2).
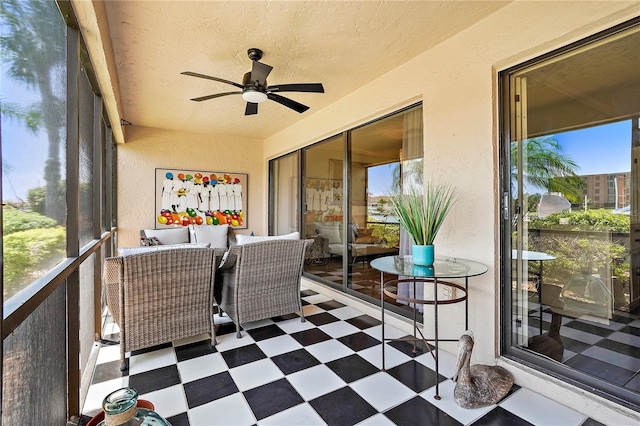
(388, 182, 458, 265)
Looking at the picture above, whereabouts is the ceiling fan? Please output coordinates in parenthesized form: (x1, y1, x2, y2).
(181, 48, 325, 115)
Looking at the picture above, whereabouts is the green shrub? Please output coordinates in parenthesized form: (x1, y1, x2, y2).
(529, 209, 629, 233)
(3, 226, 66, 299)
(3, 207, 59, 235)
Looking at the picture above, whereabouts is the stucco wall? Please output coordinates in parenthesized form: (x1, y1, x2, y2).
(263, 2, 639, 423)
(117, 126, 265, 247)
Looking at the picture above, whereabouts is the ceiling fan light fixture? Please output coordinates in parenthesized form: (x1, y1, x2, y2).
(242, 89, 267, 103)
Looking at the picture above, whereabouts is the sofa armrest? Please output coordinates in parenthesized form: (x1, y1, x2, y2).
(103, 257, 124, 325)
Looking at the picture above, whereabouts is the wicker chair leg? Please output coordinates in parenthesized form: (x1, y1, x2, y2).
(300, 306, 306, 322)
(236, 323, 242, 338)
(120, 356, 128, 372)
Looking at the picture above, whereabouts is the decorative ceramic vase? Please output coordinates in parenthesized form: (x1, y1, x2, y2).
(412, 244, 434, 266)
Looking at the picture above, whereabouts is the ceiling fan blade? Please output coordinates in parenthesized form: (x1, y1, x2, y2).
(268, 83, 324, 93)
(190, 91, 242, 102)
(181, 71, 244, 89)
(245, 102, 258, 115)
(267, 93, 309, 113)
(250, 61, 273, 85)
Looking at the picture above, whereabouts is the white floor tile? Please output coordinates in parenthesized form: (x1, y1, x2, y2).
(363, 323, 409, 340)
(303, 294, 333, 305)
(419, 380, 493, 424)
(287, 364, 346, 400)
(608, 330, 640, 347)
(319, 320, 361, 338)
(358, 344, 411, 370)
(276, 317, 317, 334)
(188, 393, 256, 426)
(259, 402, 326, 425)
(305, 339, 355, 363)
(350, 371, 414, 412)
(581, 346, 640, 371)
(560, 326, 605, 345)
(178, 352, 228, 383)
(82, 376, 130, 415)
(499, 387, 587, 426)
(139, 384, 187, 419)
(256, 334, 303, 357)
(95, 344, 121, 365)
(414, 349, 457, 380)
(128, 347, 176, 375)
(242, 319, 276, 330)
(356, 413, 396, 425)
(213, 332, 256, 352)
(229, 358, 284, 391)
(302, 304, 325, 317)
(330, 305, 365, 320)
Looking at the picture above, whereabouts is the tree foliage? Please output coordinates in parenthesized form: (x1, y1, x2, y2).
(529, 209, 630, 233)
(3, 206, 58, 234)
(511, 136, 585, 203)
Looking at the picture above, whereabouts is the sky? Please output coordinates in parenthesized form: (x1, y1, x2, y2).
(367, 120, 632, 196)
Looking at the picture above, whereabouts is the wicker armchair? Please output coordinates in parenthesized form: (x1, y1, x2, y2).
(217, 239, 313, 340)
(104, 247, 225, 370)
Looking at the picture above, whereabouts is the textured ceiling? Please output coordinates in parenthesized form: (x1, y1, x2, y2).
(102, 1, 510, 140)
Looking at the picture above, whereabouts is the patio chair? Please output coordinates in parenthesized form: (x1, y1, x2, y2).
(104, 247, 225, 370)
(216, 239, 313, 340)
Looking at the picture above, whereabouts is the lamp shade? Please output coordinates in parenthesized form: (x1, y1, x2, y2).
(242, 89, 267, 103)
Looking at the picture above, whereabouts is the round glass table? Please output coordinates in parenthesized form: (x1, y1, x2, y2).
(370, 255, 488, 400)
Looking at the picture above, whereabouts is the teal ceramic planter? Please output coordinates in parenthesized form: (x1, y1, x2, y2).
(412, 244, 434, 266)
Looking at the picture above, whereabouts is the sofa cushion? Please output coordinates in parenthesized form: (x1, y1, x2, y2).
(314, 222, 341, 244)
(191, 224, 229, 249)
(143, 227, 190, 245)
(118, 243, 210, 257)
(236, 231, 300, 245)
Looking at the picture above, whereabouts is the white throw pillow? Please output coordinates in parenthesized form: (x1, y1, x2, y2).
(143, 227, 190, 245)
(118, 243, 210, 256)
(236, 231, 300, 245)
(192, 224, 229, 249)
(314, 222, 341, 244)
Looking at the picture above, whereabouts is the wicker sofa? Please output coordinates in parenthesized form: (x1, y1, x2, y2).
(104, 247, 226, 370)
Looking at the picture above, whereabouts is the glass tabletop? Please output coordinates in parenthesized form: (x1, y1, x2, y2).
(370, 255, 488, 278)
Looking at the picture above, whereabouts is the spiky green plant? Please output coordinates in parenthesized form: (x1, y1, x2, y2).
(388, 183, 458, 246)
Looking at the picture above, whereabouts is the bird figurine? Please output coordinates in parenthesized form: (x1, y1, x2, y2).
(527, 311, 564, 361)
(453, 330, 514, 409)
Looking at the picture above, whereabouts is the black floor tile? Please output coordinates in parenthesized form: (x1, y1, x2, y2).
(246, 323, 286, 341)
(472, 406, 533, 425)
(174, 339, 217, 362)
(595, 338, 638, 357)
(165, 411, 190, 426)
(270, 313, 300, 321)
(623, 372, 640, 392)
(326, 354, 379, 383)
(183, 371, 238, 408)
(128, 365, 181, 395)
(337, 331, 380, 351)
(300, 289, 319, 297)
(564, 354, 635, 386)
(310, 386, 378, 426)
(91, 359, 125, 384)
(129, 342, 172, 357)
(387, 360, 445, 393)
(581, 417, 607, 426)
(243, 378, 304, 421)
(220, 343, 267, 369)
(564, 320, 612, 337)
(272, 348, 321, 375)
(389, 337, 433, 357)
(383, 395, 462, 426)
(620, 325, 640, 337)
(347, 314, 381, 329)
(560, 335, 592, 354)
(315, 300, 346, 310)
(305, 312, 340, 326)
(290, 328, 332, 346)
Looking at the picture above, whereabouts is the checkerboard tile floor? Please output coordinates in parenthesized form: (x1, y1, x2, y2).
(81, 288, 603, 426)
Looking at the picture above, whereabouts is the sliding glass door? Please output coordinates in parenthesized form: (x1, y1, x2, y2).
(502, 21, 639, 407)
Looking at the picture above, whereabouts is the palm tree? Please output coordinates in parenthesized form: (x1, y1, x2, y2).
(1, 0, 66, 223)
(511, 136, 585, 203)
